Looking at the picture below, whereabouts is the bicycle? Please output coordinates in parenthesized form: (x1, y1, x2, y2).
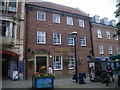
(103, 72, 114, 86)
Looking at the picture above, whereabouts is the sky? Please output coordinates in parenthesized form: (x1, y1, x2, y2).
(42, 0, 118, 22)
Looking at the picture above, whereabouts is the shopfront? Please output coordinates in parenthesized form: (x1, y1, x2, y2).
(2, 50, 19, 79)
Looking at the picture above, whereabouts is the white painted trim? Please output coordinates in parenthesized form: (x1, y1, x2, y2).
(34, 54, 49, 73)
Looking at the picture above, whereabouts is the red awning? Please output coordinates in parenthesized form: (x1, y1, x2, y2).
(2, 50, 19, 59)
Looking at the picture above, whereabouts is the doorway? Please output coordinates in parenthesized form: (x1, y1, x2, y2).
(2, 53, 18, 79)
(36, 56, 47, 72)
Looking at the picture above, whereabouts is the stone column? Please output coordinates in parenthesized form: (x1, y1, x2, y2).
(18, 1, 25, 80)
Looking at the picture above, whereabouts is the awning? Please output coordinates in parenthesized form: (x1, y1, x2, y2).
(109, 54, 120, 59)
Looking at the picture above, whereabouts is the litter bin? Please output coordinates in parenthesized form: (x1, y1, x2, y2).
(79, 72, 86, 84)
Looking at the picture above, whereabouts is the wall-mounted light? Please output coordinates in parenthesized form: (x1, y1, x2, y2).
(50, 55, 52, 59)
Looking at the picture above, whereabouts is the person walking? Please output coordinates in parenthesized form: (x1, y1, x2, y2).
(48, 66, 53, 74)
(118, 63, 120, 75)
(106, 65, 114, 82)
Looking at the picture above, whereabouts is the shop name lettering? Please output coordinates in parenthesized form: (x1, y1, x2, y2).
(3, 51, 18, 57)
(55, 48, 81, 52)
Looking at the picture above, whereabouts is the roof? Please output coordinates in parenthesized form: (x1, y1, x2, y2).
(26, 1, 88, 17)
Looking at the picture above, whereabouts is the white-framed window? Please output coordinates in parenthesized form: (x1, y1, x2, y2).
(68, 34, 74, 45)
(80, 36, 86, 46)
(37, 11, 46, 21)
(66, 16, 73, 25)
(114, 32, 118, 40)
(2, 21, 10, 37)
(106, 31, 111, 39)
(53, 32, 61, 45)
(8, 0, 17, 12)
(37, 31, 46, 44)
(99, 45, 104, 54)
(108, 46, 113, 54)
(53, 14, 60, 23)
(54, 55, 62, 70)
(117, 47, 120, 54)
(97, 30, 102, 38)
(79, 19, 85, 27)
(0, 1, 4, 10)
(68, 56, 75, 69)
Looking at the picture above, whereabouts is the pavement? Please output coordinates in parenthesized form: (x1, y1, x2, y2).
(2, 74, 120, 89)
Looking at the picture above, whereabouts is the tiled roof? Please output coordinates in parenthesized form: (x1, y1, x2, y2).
(27, 1, 88, 17)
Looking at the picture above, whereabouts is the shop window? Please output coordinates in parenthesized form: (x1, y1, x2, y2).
(54, 55, 62, 70)
(68, 56, 75, 69)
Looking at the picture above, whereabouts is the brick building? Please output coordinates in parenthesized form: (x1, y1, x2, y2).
(25, 1, 92, 77)
(91, 15, 119, 73)
(1, 0, 25, 80)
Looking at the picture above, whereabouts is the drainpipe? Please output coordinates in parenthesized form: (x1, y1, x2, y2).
(24, 4, 29, 80)
(89, 19, 94, 57)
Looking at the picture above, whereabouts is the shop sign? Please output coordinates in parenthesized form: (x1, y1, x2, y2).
(55, 47, 81, 52)
(12, 71, 19, 80)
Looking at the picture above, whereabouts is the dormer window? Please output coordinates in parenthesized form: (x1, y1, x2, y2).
(100, 17, 108, 25)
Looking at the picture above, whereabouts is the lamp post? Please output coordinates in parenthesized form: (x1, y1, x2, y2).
(71, 31, 78, 83)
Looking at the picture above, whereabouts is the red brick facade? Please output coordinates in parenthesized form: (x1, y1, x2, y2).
(92, 23, 119, 57)
(25, 2, 92, 76)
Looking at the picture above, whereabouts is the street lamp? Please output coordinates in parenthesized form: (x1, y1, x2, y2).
(71, 31, 78, 83)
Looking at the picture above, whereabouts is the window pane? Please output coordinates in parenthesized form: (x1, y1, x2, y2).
(54, 55, 62, 70)
(68, 56, 75, 69)
(80, 36, 86, 46)
(37, 11, 46, 21)
(79, 19, 84, 27)
(53, 14, 60, 23)
(37, 31, 46, 44)
(53, 33, 61, 44)
(67, 17, 73, 25)
(8, 0, 16, 12)
(68, 35, 74, 45)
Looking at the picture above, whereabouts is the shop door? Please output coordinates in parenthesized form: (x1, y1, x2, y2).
(36, 56, 47, 72)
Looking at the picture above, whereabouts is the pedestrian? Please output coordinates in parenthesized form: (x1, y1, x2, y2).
(48, 66, 53, 74)
(90, 66, 95, 81)
(106, 65, 114, 82)
(118, 63, 120, 75)
(72, 69, 76, 81)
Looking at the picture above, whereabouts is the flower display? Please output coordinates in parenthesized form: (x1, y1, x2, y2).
(64, 57, 70, 63)
(78, 58, 83, 63)
(33, 66, 55, 79)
